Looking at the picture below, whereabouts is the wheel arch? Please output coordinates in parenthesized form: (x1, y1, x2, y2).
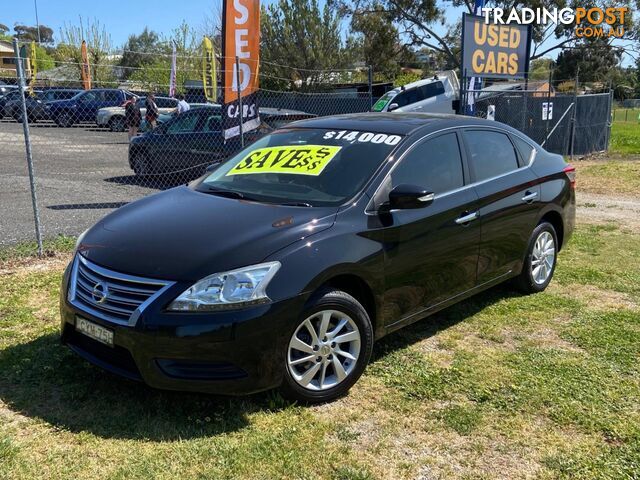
(539, 209, 565, 250)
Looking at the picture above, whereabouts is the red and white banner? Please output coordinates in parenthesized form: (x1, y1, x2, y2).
(169, 44, 177, 97)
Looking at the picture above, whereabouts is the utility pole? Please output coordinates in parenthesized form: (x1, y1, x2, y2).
(34, 0, 41, 43)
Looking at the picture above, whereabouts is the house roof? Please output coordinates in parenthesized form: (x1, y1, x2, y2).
(0, 41, 14, 54)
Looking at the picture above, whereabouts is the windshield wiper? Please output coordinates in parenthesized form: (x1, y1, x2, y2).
(202, 187, 250, 200)
(280, 201, 314, 207)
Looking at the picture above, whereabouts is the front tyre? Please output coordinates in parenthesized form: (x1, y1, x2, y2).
(281, 290, 373, 404)
(514, 222, 558, 294)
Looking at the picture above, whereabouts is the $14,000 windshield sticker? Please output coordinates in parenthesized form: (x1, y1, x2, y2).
(226, 145, 342, 176)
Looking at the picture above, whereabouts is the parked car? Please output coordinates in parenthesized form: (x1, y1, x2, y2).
(5, 89, 81, 123)
(0, 89, 24, 118)
(96, 96, 179, 132)
(372, 71, 461, 114)
(61, 112, 576, 403)
(46, 88, 135, 127)
(129, 105, 316, 176)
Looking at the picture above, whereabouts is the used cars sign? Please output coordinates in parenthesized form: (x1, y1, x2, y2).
(222, 0, 261, 140)
(461, 13, 531, 80)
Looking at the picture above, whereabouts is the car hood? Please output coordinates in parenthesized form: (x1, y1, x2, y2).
(78, 186, 337, 282)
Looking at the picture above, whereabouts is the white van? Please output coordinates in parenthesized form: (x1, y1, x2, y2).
(372, 71, 460, 114)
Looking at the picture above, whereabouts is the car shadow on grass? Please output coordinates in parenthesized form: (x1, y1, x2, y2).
(0, 332, 284, 441)
(370, 283, 523, 361)
(0, 284, 523, 441)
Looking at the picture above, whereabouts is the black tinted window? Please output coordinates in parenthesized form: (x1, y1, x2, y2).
(156, 97, 178, 108)
(393, 88, 420, 108)
(418, 81, 445, 99)
(104, 91, 121, 102)
(392, 133, 464, 194)
(465, 130, 519, 181)
(511, 135, 535, 165)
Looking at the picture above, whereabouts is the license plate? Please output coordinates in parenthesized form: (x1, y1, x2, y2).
(76, 317, 114, 347)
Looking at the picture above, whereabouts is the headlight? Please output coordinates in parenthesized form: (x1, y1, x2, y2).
(168, 261, 281, 311)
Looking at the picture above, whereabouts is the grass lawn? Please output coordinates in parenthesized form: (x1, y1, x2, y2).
(609, 122, 640, 156)
(1, 220, 639, 480)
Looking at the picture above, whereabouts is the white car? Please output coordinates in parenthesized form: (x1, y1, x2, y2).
(96, 96, 179, 132)
(372, 71, 460, 115)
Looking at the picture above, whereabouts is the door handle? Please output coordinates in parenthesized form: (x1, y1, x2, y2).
(455, 211, 479, 225)
(521, 191, 538, 202)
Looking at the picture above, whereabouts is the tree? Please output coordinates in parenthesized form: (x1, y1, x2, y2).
(14, 24, 54, 44)
(57, 18, 115, 87)
(529, 58, 553, 81)
(554, 37, 623, 84)
(261, 0, 355, 89)
(119, 28, 161, 79)
(350, 2, 405, 81)
(335, 0, 638, 71)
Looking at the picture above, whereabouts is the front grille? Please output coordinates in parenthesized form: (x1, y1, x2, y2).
(68, 254, 175, 326)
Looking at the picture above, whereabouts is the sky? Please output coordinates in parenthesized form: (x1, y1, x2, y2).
(3, 1, 634, 66)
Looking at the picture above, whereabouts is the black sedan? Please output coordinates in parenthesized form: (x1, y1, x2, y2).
(5, 89, 81, 123)
(60, 113, 575, 403)
(128, 106, 316, 177)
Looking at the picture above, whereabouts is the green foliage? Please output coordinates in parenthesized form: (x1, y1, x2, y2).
(119, 28, 162, 79)
(260, 0, 355, 90)
(13, 24, 54, 44)
(393, 71, 422, 88)
(33, 45, 55, 72)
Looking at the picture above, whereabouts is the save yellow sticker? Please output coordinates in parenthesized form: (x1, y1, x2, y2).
(226, 145, 342, 176)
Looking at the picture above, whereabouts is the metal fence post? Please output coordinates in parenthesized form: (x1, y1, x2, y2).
(368, 65, 373, 109)
(570, 70, 579, 161)
(605, 82, 614, 151)
(235, 56, 244, 148)
(13, 38, 43, 255)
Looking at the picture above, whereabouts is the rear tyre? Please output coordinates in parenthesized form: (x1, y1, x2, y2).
(280, 289, 374, 404)
(514, 222, 558, 294)
(108, 116, 126, 132)
(131, 150, 152, 177)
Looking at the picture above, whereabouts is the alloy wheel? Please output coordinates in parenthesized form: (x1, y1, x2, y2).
(531, 231, 555, 285)
(287, 310, 361, 391)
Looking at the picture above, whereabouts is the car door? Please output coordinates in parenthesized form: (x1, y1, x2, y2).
(461, 128, 541, 285)
(188, 109, 227, 168)
(77, 90, 103, 121)
(378, 131, 480, 324)
(151, 110, 203, 172)
(413, 82, 453, 114)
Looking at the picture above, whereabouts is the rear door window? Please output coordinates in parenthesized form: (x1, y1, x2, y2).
(418, 81, 445, 99)
(167, 112, 200, 133)
(391, 132, 464, 194)
(464, 130, 519, 182)
(511, 135, 536, 165)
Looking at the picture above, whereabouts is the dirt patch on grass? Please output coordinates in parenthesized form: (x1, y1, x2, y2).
(0, 252, 71, 277)
(549, 283, 638, 311)
(576, 192, 640, 233)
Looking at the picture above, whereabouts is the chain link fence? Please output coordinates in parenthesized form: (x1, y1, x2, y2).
(2, 42, 614, 253)
(461, 80, 613, 158)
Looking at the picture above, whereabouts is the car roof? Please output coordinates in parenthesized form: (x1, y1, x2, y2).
(288, 112, 515, 136)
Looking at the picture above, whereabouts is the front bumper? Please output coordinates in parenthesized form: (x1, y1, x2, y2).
(59, 262, 305, 395)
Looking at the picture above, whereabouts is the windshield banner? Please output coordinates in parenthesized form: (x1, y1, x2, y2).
(222, 0, 260, 140)
(226, 145, 342, 176)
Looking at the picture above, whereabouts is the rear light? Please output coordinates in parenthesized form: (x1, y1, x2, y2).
(563, 165, 576, 189)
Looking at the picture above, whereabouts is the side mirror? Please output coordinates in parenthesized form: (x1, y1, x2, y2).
(387, 184, 434, 210)
(388, 103, 400, 112)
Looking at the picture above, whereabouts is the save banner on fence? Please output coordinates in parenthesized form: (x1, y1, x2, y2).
(461, 13, 531, 80)
(202, 36, 217, 102)
(222, 0, 260, 139)
(80, 40, 92, 90)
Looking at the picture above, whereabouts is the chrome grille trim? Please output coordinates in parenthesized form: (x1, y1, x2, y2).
(68, 254, 176, 327)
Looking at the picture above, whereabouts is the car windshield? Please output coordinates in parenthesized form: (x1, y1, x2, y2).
(197, 128, 404, 207)
(371, 91, 396, 112)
